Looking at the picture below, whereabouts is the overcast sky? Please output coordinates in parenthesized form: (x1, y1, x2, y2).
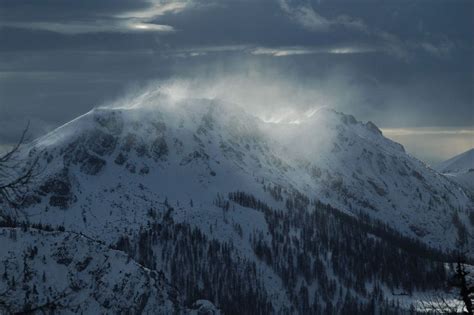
(0, 0, 473, 163)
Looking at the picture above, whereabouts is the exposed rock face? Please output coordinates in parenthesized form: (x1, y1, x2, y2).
(365, 121, 382, 135)
(151, 137, 169, 161)
(39, 169, 75, 209)
(80, 155, 106, 175)
(86, 130, 117, 156)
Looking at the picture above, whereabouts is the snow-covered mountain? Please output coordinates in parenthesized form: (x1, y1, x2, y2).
(1, 91, 472, 314)
(435, 148, 474, 174)
(434, 148, 474, 195)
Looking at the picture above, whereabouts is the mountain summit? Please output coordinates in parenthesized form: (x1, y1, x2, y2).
(434, 148, 474, 195)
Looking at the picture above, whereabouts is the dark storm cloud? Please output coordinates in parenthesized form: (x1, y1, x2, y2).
(0, 0, 472, 162)
(0, 0, 147, 20)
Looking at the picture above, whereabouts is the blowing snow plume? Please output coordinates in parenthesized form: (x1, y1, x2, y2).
(99, 78, 345, 162)
(103, 70, 365, 121)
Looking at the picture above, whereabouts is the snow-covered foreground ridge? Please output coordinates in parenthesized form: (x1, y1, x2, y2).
(1, 91, 473, 314)
(0, 228, 182, 314)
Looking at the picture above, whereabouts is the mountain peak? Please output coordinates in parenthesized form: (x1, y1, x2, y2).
(365, 121, 382, 135)
(433, 148, 474, 194)
(434, 148, 474, 174)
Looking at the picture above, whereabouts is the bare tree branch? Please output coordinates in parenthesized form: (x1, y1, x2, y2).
(0, 122, 40, 208)
(0, 121, 29, 164)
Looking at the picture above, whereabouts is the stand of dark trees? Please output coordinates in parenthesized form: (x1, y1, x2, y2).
(110, 189, 463, 315)
(229, 190, 458, 314)
(114, 207, 275, 315)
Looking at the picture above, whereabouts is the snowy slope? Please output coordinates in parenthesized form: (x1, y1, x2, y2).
(1, 90, 473, 314)
(434, 149, 474, 194)
(0, 227, 182, 314)
(434, 148, 474, 174)
(265, 110, 472, 249)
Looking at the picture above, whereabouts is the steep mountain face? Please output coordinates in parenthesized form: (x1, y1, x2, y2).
(434, 148, 474, 195)
(265, 110, 471, 249)
(1, 92, 472, 314)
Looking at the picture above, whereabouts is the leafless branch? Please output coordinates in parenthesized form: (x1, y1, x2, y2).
(0, 121, 29, 164)
(0, 122, 40, 208)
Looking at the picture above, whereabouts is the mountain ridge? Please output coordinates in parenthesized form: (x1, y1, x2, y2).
(434, 148, 474, 196)
(434, 148, 474, 174)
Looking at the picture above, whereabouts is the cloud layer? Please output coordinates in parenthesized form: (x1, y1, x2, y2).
(0, 0, 472, 163)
